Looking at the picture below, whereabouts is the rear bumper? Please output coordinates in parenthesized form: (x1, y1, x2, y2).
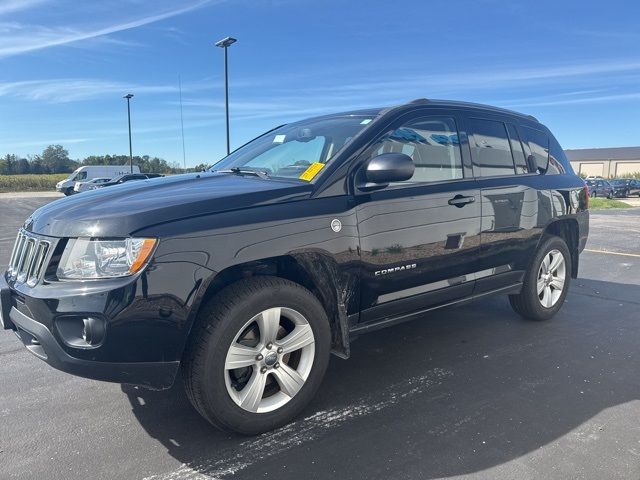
(8, 305, 179, 390)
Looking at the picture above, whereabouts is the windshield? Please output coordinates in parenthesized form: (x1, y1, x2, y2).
(611, 180, 626, 185)
(67, 169, 86, 181)
(210, 115, 374, 180)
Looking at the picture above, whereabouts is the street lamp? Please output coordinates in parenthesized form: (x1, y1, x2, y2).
(215, 36, 237, 155)
(123, 93, 134, 173)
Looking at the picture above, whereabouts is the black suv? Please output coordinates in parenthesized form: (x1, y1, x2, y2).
(1, 99, 589, 434)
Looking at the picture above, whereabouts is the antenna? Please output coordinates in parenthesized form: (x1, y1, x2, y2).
(178, 74, 186, 172)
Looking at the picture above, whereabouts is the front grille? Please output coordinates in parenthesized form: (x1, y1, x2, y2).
(7, 230, 51, 286)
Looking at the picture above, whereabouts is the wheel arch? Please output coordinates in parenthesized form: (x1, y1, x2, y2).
(541, 218, 580, 278)
(184, 253, 353, 361)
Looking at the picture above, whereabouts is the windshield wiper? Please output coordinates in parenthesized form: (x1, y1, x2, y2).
(217, 167, 270, 179)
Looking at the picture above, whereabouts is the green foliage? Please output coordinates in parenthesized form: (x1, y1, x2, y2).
(0, 174, 68, 193)
(192, 163, 210, 172)
(589, 198, 631, 209)
(1, 145, 191, 176)
(41, 145, 76, 173)
(613, 172, 640, 179)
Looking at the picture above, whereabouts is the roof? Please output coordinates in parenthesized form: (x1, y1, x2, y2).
(324, 99, 538, 123)
(565, 147, 640, 161)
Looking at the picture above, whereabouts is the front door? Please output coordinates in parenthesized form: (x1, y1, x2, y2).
(355, 113, 483, 325)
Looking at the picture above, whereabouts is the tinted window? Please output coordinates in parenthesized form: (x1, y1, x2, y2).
(76, 171, 87, 181)
(548, 136, 567, 175)
(467, 118, 515, 177)
(370, 116, 463, 184)
(522, 127, 549, 173)
(506, 124, 528, 174)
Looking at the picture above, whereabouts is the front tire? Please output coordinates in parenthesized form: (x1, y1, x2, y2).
(183, 276, 331, 435)
(509, 235, 571, 321)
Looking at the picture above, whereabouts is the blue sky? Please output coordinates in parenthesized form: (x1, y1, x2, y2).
(1, 0, 639, 167)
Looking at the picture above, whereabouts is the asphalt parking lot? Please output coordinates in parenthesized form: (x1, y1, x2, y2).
(1, 196, 640, 480)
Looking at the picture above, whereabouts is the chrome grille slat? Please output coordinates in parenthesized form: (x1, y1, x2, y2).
(27, 242, 49, 287)
(9, 233, 26, 276)
(17, 238, 35, 282)
(8, 232, 21, 273)
(7, 230, 52, 286)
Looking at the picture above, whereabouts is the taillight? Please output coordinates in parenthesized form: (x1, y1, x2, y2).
(583, 184, 590, 209)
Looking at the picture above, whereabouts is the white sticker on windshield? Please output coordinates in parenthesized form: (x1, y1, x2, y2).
(273, 134, 286, 143)
(360, 119, 372, 125)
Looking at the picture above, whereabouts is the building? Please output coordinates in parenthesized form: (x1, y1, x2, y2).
(565, 147, 640, 178)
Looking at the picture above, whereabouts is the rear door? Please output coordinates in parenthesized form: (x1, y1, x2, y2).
(355, 111, 483, 324)
(465, 116, 553, 293)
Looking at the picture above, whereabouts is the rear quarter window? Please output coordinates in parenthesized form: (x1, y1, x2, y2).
(521, 126, 552, 174)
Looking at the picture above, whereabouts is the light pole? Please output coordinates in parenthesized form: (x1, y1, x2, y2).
(123, 93, 134, 173)
(215, 36, 236, 155)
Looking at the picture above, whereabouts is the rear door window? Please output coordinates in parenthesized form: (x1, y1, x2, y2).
(467, 118, 515, 177)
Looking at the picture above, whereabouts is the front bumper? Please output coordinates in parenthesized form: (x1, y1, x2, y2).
(9, 305, 179, 389)
(0, 256, 208, 389)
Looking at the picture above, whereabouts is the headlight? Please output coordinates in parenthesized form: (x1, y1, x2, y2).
(57, 238, 157, 279)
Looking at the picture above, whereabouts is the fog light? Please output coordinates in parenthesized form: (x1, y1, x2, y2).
(81, 317, 105, 346)
(55, 315, 106, 348)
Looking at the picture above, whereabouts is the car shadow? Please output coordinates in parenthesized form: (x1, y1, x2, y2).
(121, 277, 640, 479)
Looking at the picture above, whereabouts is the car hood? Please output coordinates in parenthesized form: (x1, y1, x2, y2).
(24, 173, 312, 237)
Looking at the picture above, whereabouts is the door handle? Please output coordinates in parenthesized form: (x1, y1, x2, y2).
(448, 194, 476, 207)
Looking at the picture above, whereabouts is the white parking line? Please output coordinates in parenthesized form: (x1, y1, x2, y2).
(584, 249, 640, 258)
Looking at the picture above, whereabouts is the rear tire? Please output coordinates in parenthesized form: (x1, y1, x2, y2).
(182, 276, 331, 435)
(509, 235, 571, 321)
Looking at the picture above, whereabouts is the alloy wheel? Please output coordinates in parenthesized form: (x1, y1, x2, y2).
(537, 249, 566, 308)
(224, 307, 315, 413)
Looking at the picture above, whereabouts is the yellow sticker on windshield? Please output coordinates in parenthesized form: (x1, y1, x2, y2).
(299, 162, 325, 181)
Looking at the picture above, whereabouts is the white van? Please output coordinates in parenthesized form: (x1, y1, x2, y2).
(56, 165, 141, 195)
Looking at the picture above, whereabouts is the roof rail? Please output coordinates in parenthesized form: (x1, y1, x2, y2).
(408, 98, 430, 105)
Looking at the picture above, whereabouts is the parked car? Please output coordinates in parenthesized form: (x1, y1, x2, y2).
(95, 173, 163, 188)
(2, 99, 589, 435)
(610, 178, 640, 197)
(73, 177, 112, 193)
(585, 179, 613, 198)
(55, 165, 141, 196)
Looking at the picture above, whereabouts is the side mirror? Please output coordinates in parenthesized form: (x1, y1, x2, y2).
(358, 153, 415, 191)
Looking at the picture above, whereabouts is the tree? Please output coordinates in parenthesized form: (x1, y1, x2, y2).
(41, 145, 75, 173)
(0, 154, 17, 175)
(15, 157, 30, 174)
(192, 163, 209, 172)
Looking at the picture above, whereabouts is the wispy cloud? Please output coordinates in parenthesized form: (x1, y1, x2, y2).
(0, 137, 91, 150)
(0, 78, 212, 103)
(500, 92, 640, 108)
(0, 0, 214, 58)
(0, 0, 46, 16)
